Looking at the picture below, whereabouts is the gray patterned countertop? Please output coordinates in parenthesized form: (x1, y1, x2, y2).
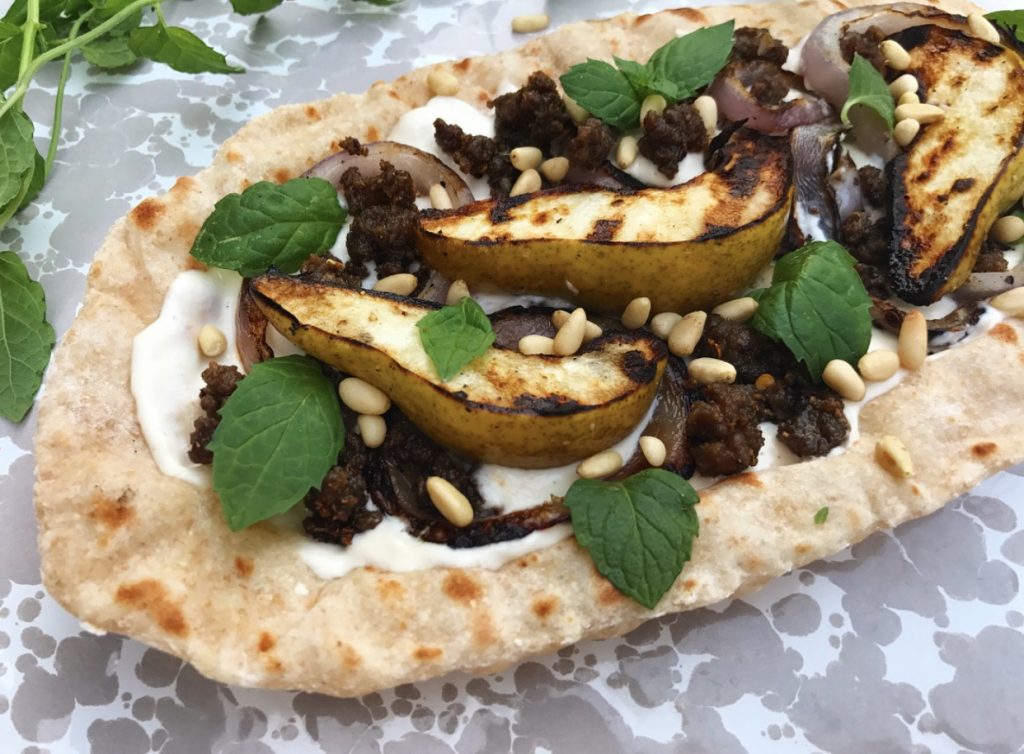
(1, 0, 1022, 751)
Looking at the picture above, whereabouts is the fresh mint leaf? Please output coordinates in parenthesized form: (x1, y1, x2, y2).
(0, 252, 56, 422)
(751, 240, 873, 380)
(0, 110, 37, 213)
(129, 24, 243, 75)
(209, 356, 343, 531)
(841, 53, 895, 130)
(416, 297, 495, 381)
(0, 32, 22, 97)
(17, 149, 45, 212)
(647, 20, 734, 100)
(82, 35, 139, 68)
(987, 10, 1024, 42)
(231, 0, 286, 15)
(560, 59, 640, 130)
(814, 506, 829, 524)
(565, 469, 700, 609)
(190, 177, 347, 277)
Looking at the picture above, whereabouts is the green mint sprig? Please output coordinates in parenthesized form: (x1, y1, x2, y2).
(416, 297, 496, 381)
(0, 251, 55, 422)
(841, 53, 896, 131)
(986, 10, 1024, 42)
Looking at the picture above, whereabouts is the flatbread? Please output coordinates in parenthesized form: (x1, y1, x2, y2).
(33, 0, 1023, 697)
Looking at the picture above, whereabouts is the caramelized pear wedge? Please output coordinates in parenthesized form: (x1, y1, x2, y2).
(416, 131, 793, 314)
(250, 273, 667, 469)
(889, 25, 1024, 304)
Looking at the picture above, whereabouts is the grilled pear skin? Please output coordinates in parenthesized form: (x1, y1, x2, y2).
(250, 274, 667, 468)
(416, 131, 793, 315)
(889, 25, 1024, 304)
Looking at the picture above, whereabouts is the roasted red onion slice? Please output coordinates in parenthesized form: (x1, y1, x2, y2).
(802, 3, 969, 108)
(790, 123, 843, 243)
(870, 297, 984, 352)
(236, 280, 273, 372)
(955, 262, 1024, 301)
(303, 141, 475, 208)
(708, 63, 832, 134)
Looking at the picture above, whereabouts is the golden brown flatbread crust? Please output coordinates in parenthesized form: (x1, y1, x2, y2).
(34, 0, 1022, 697)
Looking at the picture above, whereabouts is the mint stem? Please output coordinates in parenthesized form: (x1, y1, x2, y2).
(45, 10, 94, 179)
(17, 0, 40, 80)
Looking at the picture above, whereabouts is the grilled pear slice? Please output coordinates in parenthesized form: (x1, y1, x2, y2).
(889, 24, 1024, 304)
(250, 274, 666, 469)
(416, 131, 793, 315)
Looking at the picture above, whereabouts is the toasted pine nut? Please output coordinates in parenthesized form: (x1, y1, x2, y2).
(688, 357, 736, 385)
(554, 307, 587, 356)
(427, 70, 459, 97)
(858, 350, 900, 382)
(650, 312, 683, 339)
(621, 297, 652, 329)
(426, 476, 475, 527)
(823, 359, 866, 401)
(990, 286, 1024, 317)
(577, 450, 623, 479)
(893, 118, 920, 148)
(197, 324, 227, 358)
(694, 95, 717, 138)
(552, 310, 601, 341)
(639, 436, 667, 467)
(888, 73, 918, 99)
(511, 13, 549, 33)
(540, 156, 570, 183)
(510, 146, 543, 172)
(358, 414, 387, 449)
(754, 373, 775, 390)
(895, 103, 944, 124)
(712, 296, 758, 323)
(445, 279, 470, 306)
(564, 94, 589, 124)
(339, 377, 391, 415)
(875, 435, 914, 478)
(510, 168, 541, 197)
(519, 334, 556, 355)
(374, 273, 418, 296)
(640, 94, 667, 124)
(897, 91, 920, 106)
(668, 311, 707, 357)
(968, 12, 1001, 45)
(429, 183, 453, 210)
(552, 310, 569, 328)
(880, 39, 912, 70)
(616, 135, 638, 169)
(991, 215, 1024, 245)
(898, 310, 928, 370)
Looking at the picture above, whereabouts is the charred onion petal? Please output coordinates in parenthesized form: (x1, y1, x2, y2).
(790, 123, 843, 243)
(708, 63, 831, 134)
(415, 501, 571, 548)
(869, 297, 984, 351)
(955, 262, 1024, 301)
(828, 150, 866, 222)
(235, 280, 273, 372)
(304, 141, 475, 208)
(414, 268, 452, 305)
(802, 3, 969, 108)
(563, 161, 647, 190)
(489, 306, 558, 348)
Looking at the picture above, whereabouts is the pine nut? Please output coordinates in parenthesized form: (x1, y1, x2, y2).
(875, 435, 914, 478)
(427, 70, 459, 97)
(880, 39, 912, 71)
(895, 103, 944, 124)
(889, 73, 918, 99)
(694, 95, 717, 138)
(968, 12, 1001, 45)
(616, 135, 639, 169)
(639, 436, 667, 467)
(893, 118, 920, 148)
(858, 349, 900, 382)
(621, 297, 651, 329)
(897, 91, 920, 106)
(374, 273, 418, 296)
(991, 215, 1024, 245)
(990, 286, 1024, 317)
(429, 183, 453, 210)
(554, 308, 587, 356)
(898, 310, 928, 369)
(509, 168, 541, 197)
(540, 156, 570, 183)
(650, 312, 683, 339)
(823, 359, 866, 401)
(577, 450, 623, 479)
(339, 377, 391, 415)
(712, 296, 758, 323)
(640, 94, 667, 123)
(426, 476, 475, 527)
(197, 324, 227, 357)
(564, 94, 589, 124)
(511, 13, 549, 33)
(358, 414, 387, 449)
(445, 279, 470, 306)
(510, 146, 543, 172)
(519, 334, 555, 355)
(689, 357, 736, 385)
(551, 310, 601, 341)
(668, 311, 707, 357)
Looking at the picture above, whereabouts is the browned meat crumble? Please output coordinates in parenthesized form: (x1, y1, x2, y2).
(639, 102, 708, 178)
(187, 363, 243, 465)
(339, 161, 420, 279)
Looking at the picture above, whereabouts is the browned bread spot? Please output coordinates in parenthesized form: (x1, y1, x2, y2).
(443, 572, 482, 603)
(366, 125, 380, 141)
(989, 322, 1018, 344)
(234, 556, 254, 578)
(273, 169, 291, 184)
(414, 646, 443, 661)
(454, 58, 471, 72)
(258, 632, 276, 652)
(305, 105, 321, 121)
(226, 150, 243, 164)
(532, 596, 558, 620)
(130, 198, 164, 230)
(115, 579, 188, 637)
(973, 441, 998, 458)
(89, 491, 134, 530)
(598, 583, 626, 606)
(377, 577, 405, 601)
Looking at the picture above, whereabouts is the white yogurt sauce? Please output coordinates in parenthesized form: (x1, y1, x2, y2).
(783, 34, 808, 75)
(625, 151, 706, 188)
